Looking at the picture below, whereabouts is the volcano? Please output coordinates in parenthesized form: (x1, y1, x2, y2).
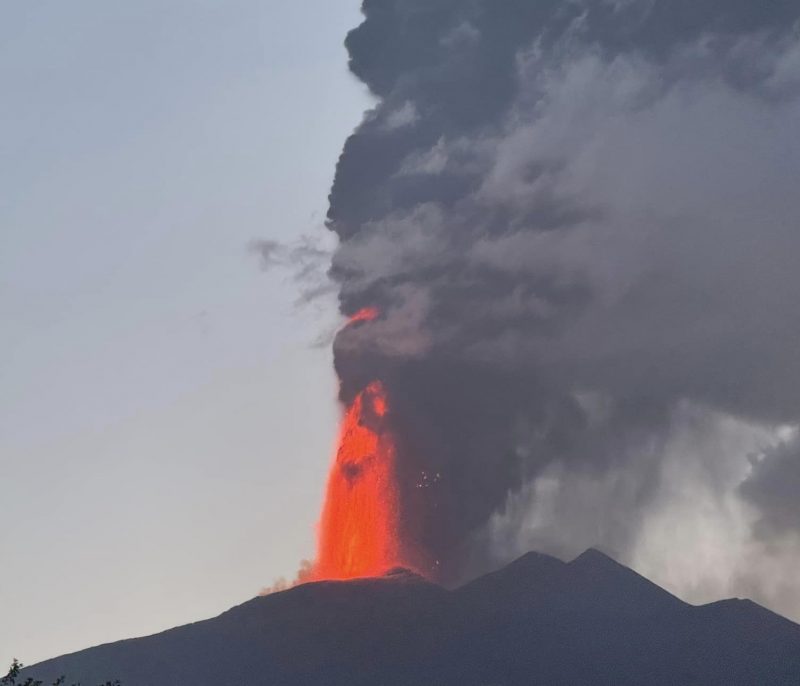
(23, 549, 800, 685)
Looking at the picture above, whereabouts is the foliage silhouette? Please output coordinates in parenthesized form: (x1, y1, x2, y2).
(2, 659, 119, 686)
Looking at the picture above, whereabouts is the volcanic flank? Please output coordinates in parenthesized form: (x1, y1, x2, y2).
(23, 550, 800, 686)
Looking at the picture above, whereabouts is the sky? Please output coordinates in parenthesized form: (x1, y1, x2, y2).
(1, 0, 368, 668)
(4, 0, 800, 672)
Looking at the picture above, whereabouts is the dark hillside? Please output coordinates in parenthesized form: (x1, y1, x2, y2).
(26, 550, 800, 686)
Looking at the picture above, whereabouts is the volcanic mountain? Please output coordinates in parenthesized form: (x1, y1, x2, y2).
(25, 550, 800, 685)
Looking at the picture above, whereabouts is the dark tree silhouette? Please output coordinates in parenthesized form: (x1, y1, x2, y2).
(2, 659, 119, 686)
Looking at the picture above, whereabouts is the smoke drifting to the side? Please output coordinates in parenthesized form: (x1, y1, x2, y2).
(319, 0, 800, 616)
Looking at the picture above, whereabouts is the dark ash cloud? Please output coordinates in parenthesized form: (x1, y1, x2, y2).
(321, 0, 800, 602)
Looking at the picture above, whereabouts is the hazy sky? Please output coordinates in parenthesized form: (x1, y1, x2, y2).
(1, 1, 368, 667)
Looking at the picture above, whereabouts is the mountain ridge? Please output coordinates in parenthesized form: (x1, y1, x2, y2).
(24, 549, 800, 686)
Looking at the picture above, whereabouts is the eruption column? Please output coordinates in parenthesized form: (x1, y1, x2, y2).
(311, 379, 405, 580)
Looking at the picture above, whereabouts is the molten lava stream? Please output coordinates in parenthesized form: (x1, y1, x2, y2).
(312, 381, 404, 581)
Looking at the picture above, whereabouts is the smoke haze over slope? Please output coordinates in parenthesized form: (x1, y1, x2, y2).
(319, 0, 800, 617)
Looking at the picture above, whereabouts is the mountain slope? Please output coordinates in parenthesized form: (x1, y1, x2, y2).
(25, 550, 800, 686)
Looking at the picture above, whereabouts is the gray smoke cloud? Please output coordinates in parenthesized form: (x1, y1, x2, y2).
(251, 236, 336, 305)
(743, 432, 800, 538)
(324, 0, 800, 614)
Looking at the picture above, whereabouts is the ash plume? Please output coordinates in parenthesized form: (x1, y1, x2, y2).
(324, 0, 800, 613)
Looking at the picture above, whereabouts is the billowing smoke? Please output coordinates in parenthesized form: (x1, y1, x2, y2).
(324, 0, 800, 614)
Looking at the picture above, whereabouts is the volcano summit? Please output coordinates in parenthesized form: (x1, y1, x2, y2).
(24, 549, 800, 686)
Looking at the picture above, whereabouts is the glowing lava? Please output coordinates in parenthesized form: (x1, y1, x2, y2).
(348, 307, 380, 325)
(311, 380, 404, 580)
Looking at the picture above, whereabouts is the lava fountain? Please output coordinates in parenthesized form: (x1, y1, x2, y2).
(311, 378, 406, 580)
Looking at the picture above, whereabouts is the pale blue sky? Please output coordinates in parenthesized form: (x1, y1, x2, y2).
(1, 0, 368, 667)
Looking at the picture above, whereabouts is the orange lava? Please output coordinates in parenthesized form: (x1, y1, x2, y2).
(311, 381, 403, 580)
(348, 307, 380, 325)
